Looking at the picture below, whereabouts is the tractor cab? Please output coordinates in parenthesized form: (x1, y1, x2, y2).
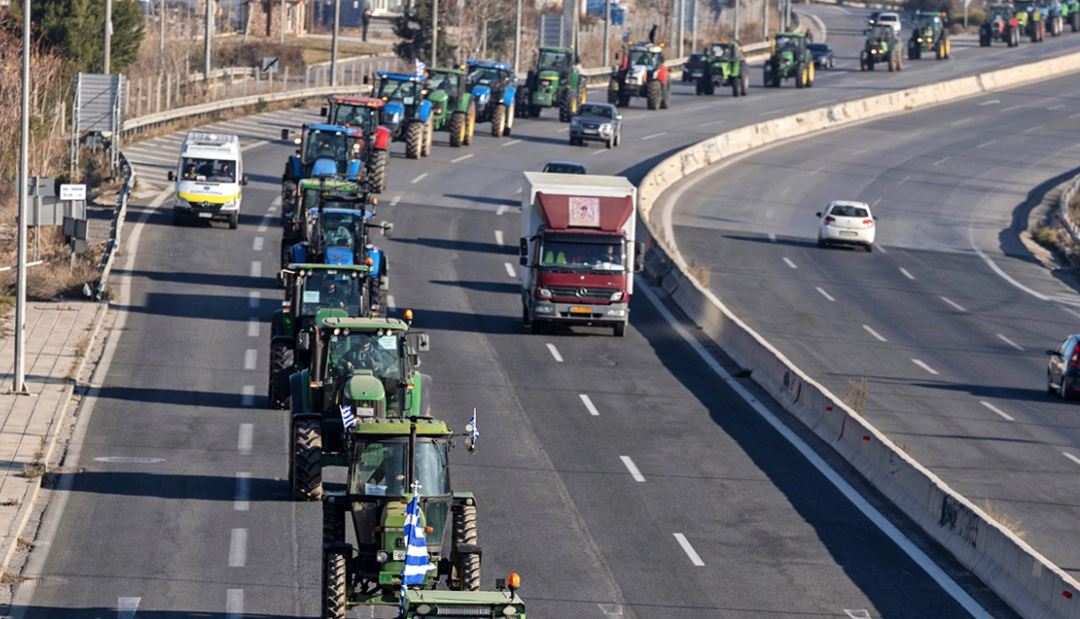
(466, 60, 514, 90)
(324, 95, 384, 134)
(988, 2, 1016, 22)
(708, 42, 737, 60)
(376, 72, 431, 132)
(427, 68, 468, 99)
(625, 43, 664, 70)
(302, 206, 389, 275)
(914, 11, 944, 36)
(284, 124, 365, 182)
(537, 47, 576, 80)
(282, 178, 383, 272)
(866, 25, 896, 44)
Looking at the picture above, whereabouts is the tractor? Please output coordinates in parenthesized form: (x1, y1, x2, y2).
(376, 72, 434, 159)
(465, 60, 518, 137)
(517, 46, 586, 121)
(908, 11, 952, 58)
(425, 67, 477, 147)
(1048, 0, 1066, 35)
(695, 41, 749, 97)
(607, 41, 671, 109)
(288, 315, 431, 500)
(1064, 0, 1080, 31)
(280, 124, 367, 215)
(281, 177, 363, 255)
(981, 3, 1021, 46)
(1015, 0, 1048, 39)
(321, 95, 391, 193)
(861, 25, 904, 71)
(763, 32, 815, 88)
(321, 416, 526, 618)
(268, 264, 374, 409)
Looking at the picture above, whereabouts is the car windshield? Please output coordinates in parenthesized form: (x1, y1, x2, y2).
(319, 212, 360, 251)
(378, 79, 419, 103)
(468, 67, 504, 85)
(330, 104, 378, 133)
(628, 49, 659, 67)
(829, 205, 870, 218)
(303, 130, 360, 165)
(808, 43, 830, 52)
(427, 72, 460, 93)
(299, 271, 362, 316)
(578, 104, 613, 119)
(327, 331, 402, 381)
(543, 162, 585, 174)
(179, 157, 235, 182)
(539, 236, 624, 272)
(538, 50, 571, 72)
(350, 439, 451, 497)
(879, 14, 898, 22)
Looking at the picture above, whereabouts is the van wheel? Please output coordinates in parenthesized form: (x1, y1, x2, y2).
(229, 214, 238, 230)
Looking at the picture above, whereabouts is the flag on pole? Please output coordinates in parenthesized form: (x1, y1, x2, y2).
(399, 484, 435, 612)
(340, 404, 356, 430)
(413, 59, 426, 76)
(468, 409, 479, 450)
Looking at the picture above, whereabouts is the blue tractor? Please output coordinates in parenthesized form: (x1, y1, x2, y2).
(375, 72, 433, 159)
(280, 124, 367, 220)
(466, 60, 518, 137)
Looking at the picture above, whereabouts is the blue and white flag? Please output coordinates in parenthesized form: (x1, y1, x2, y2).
(468, 409, 479, 450)
(340, 404, 356, 430)
(413, 59, 426, 77)
(399, 486, 435, 611)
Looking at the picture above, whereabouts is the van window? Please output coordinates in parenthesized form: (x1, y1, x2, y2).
(180, 157, 236, 183)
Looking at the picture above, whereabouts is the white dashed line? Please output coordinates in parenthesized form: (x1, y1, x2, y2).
(229, 528, 248, 567)
(1063, 452, 1080, 467)
(782, 257, 797, 269)
(1000, 103, 1026, 112)
(390, 195, 401, 206)
(244, 349, 257, 370)
(118, 597, 140, 619)
(980, 401, 1014, 422)
(268, 205, 277, 213)
(503, 262, 516, 278)
(816, 287, 836, 302)
(641, 132, 667, 141)
(234, 473, 251, 511)
(502, 139, 522, 147)
(949, 118, 972, 126)
(591, 148, 608, 156)
(875, 244, 887, 254)
(258, 214, 272, 233)
(620, 455, 646, 482)
(514, 187, 523, 195)
(386, 294, 396, 310)
(898, 174, 911, 186)
(702, 119, 727, 127)
(862, 324, 887, 342)
(911, 359, 939, 375)
(780, 187, 791, 197)
(932, 156, 950, 166)
(768, 233, 777, 243)
(226, 589, 244, 619)
(250, 261, 262, 278)
(252, 237, 264, 251)
(248, 291, 260, 309)
(271, 196, 282, 208)
(673, 533, 705, 566)
(996, 333, 1024, 351)
(977, 140, 998, 149)
(451, 153, 475, 163)
(494, 230, 504, 246)
(545, 343, 563, 363)
(940, 296, 965, 312)
(1048, 103, 1065, 111)
(556, 127, 569, 133)
(844, 611, 871, 619)
(579, 394, 600, 416)
(496, 204, 507, 216)
(871, 197, 882, 207)
(978, 99, 1000, 106)
(247, 318, 259, 337)
(1023, 125, 1044, 134)
(241, 385, 255, 407)
(410, 172, 429, 184)
(1070, 112, 1080, 120)
(899, 267, 915, 280)
(760, 108, 784, 116)
(238, 424, 253, 455)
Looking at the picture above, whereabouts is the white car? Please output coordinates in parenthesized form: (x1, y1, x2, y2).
(816, 200, 877, 252)
(876, 12, 902, 33)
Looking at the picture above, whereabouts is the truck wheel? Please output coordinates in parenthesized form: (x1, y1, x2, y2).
(451, 502, 481, 591)
(464, 102, 476, 145)
(646, 80, 662, 110)
(492, 103, 506, 137)
(229, 214, 238, 230)
(291, 418, 323, 501)
(323, 549, 348, 619)
(405, 121, 423, 159)
(608, 81, 620, 104)
(613, 322, 626, 337)
(449, 112, 466, 147)
(269, 342, 293, 409)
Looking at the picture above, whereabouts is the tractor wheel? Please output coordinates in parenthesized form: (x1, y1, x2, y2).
(422, 120, 434, 156)
(405, 121, 423, 159)
(1072, 12, 1079, 31)
(529, 104, 541, 118)
(795, 64, 806, 88)
(980, 29, 990, 46)
(608, 81, 621, 104)
(464, 102, 476, 145)
(909, 42, 920, 60)
(731, 77, 740, 97)
(269, 342, 293, 409)
(618, 93, 631, 107)
(739, 65, 749, 96)
(492, 103, 506, 137)
(763, 65, 773, 87)
(859, 51, 868, 71)
(505, 102, 515, 134)
(888, 52, 896, 72)
(291, 418, 323, 501)
(704, 79, 716, 95)
(451, 503, 481, 591)
(449, 112, 466, 147)
(660, 82, 670, 109)
(323, 549, 348, 619)
(807, 63, 815, 87)
(935, 40, 944, 60)
(645, 80, 662, 110)
(369, 149, 388, 193)
(323, 503, 346, 545)
(558, 89, 575, 122)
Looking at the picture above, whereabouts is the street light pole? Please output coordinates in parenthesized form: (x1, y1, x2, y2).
(160, 0, 166, 64)
(281, 0, 287, 45)
(431, 0, 439, 66)
(734, 0, 740, 41)
(204, 0, 213, 85)
(678, 0, 685, 56)
(104, 0, 112, 73)
(603, 0, 610, 66)
(513, 0, 522, 73)
(331, 0, 340, 86)
(14, 0, 29, 394)
(763, 0, 769, 40)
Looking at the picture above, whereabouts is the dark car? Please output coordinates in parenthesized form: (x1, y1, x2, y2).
(808, 43, 835, 69)
(868, 10, 882, 26)
(683, 53, 707, 82)
(1047, 335, 1080, 399)
(542, 160, 587, 174)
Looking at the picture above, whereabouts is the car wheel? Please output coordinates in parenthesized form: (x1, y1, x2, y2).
(817, 237, 826, 248)
(1048, 373, 1057, 396)
(1061, 379, 1071, 401)
(865, 243, 873, 253)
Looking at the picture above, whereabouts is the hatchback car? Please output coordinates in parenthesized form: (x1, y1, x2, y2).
(684, 53, 707, 82)
(569, 102, 622, 149)
(542, 160, 587, 174)
(1047, 335, 1080, 399)
(816, 200, 877, 251)
(876, 12, 902, 32)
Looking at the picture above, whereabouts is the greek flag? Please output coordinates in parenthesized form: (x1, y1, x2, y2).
(468, 410, 479, 450)
(339, 404, 356, 430)
(399, 487, 435, 611)
(413, 59, 426, 77)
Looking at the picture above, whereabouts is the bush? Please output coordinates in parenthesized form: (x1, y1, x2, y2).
(211, 40, 306, 73)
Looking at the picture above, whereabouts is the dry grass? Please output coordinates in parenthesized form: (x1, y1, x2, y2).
(0, 572, 28, 585)
(287, 37, 388, 65)
(17, 463, 45, 480)
(981, 500, 1027, 539)
(842, 378, 870, 414)
(687, 260, 711, 287)
(1031, 222, 1059, 248)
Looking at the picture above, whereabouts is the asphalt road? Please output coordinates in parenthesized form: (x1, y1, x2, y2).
(8, 4, 1080, 617)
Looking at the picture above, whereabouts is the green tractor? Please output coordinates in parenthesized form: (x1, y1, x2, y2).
(269, 264, 374, 410)
(861, 25, 904, 71)
(289, 315, 431, 500)
(322, 415, 526, 618)
(908, 10, 952, 58)
(1064, 0, 1080, 31)
(517, 46, 586, 121)
(1015, 0, 1047, 40)
(695, 41, 750, 97)
(425, 67, 477, 147)
(763, 32, 815, 88)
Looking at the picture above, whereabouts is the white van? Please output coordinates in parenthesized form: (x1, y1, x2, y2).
(876, 12, 902, 33)
(168, 132, 247, 229)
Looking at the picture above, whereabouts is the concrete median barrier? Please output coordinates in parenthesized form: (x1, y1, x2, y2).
(638, 46, 1080, 619)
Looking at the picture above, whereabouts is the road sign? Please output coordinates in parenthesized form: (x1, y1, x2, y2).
(26, 176, 55, 198)
(60, 184, 87, 201)
(261, 56, 279, 73)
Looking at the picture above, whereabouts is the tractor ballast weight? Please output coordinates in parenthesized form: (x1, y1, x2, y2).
(466, 60, 518, 137)
(322, 95, 392, 193)
(425, 68, 477, 147)
(517, 46, 586, 122)
(376, 72, 434, 160)
(607, 42, 671, 109)
(860, 26, 904, 71)
(695, 41, 749, 97)
(908, 11, 952, 58)
(763, 32, 815, 88)
(980, 4, 1021, 46)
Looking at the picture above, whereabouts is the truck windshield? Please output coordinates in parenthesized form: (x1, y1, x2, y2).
(330, 104, 379, 133)
(299, 271, 362, 316)
(350, 438, 451, 497)
(379, 79, 420, 103)
(539, 236, 624, 272)
(327, 332, 402, 381)
(179, 157, 235, 182)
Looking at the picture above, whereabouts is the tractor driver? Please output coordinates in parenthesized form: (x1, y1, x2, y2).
(363, 442, 406, 496)
(322, 279, 349, 309)
(328, 224, 354, 249)
(314, 133, 340, 160)
(350, 336, 397, 376)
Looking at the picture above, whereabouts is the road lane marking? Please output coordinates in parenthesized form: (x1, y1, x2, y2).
(250, 261, 262, 278)
(1063, 307, 1080, 319)
(545, 343, 563, 362)
(997, 333, 1024, 351)
(1022, 125, 1044, 134)
(1000, 103, 1026, 112)
(641, 132, 667, 141)
(932, 156, 950, 166)
(760, 108, 784, 116)
(248, 291, 260, 309)
(502, 139, 522, 146)
(780, 187, 791, 197)
(863, 325, 887, 342)
(1063, 452, 1080, 466)
(702, 119, 727, 127)
(1070, 112, 1080, 120)
(496, 204, 508, 215)
(271, 196, 282, 208)
(252, 237, 264, 251)
(976, 140, 998, 149)
(387, 295, 396, 310)
(816, 287, 835, 302)
(241, 385, 255, 407)
(390, 195, 401, 206)
(620, 456, 646, 482)
(258, 214, 272, 233)
(768, 233, 777, 242)
(980, 401, 1014, 422)
(238, 424, 253, 454)
(782, 257, 797, 269)
(247, 318, 259, 337)
(556, 127, 569, 133)
(235, 473, 251, 511)
(451, 153, 475, 163)
(514, 187, 523, 195)
(1048, 103, 1065, 111)
(899, 267, 915, 280)
(765, 208, 773, 219)
(898, 174, 911, 186)
(410, 172, 429, 184)
(93, 457, 165, 464)
(978, 99, 1000, 106)
(503, 262, 516, 278)
(940, 296, 965, 312)
(244, 349, 257, 370)
(118, 597, 140, 619)
(494, 230, 504, 246)
(226, 589, 244, 619)
(949, 118, 972, 126)
(911, 359, 939, 375)
(229, 529, 248, 567)
(591, 148, 608, 156)
(240, 140, 268, 152)
(673, 533, 705, 566)
(871, 197, 882, 207)
(579, 394, 600, 416)
(844, 611, 871, 619)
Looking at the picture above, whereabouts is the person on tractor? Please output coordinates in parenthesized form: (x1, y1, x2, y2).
(330, 333, 400, 378)
(328, 224, 354, 249)
(322, 279, 350, 309)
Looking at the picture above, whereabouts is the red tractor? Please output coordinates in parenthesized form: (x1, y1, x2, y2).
(321, 95, 391, 193)
(608, 42, 671, 110)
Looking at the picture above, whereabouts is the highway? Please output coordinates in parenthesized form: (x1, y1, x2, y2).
(7, 4, 1080, 617)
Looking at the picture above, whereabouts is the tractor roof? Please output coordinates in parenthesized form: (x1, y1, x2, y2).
(776, 31, 805, 38)
(329, 95, 385, 108)
(304, 123, 364, 136)
(349, 416, 452, 437)
(403, 588, 525, 607)
(466, 59, 512, 71)
(287, 263, 370, 273)
(317, 206, 368, 216)
(431, 66, 467, 76)
(319, 315, 411, 331)
(630, 42, 664, 53)
(378, 71, 426, 83)
(298, 178, 361, 191)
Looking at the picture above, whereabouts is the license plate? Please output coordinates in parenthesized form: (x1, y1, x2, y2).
(197, 212, 213, 219)
(584, 128, 597, 134)
(392, 550, 406, 561)
(569, 306, 591, 315)
(839, 231, 857, 237)
(357, 406, 375, 418)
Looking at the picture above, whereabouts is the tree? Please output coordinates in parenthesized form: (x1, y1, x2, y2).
(393, 0, 456, 65)
(17, 0, 145, 74)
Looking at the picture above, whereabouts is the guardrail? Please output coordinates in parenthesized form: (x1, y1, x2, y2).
(95, 153, 134, 301)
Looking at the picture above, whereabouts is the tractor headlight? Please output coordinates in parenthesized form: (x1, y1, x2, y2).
(502, 606, 519, 617)
(415, 604, 433, 615)
(609, 290, 623, 301)
(376, 550, 389, 563)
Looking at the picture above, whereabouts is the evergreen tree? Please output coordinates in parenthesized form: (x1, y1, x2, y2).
(15, 0, 145, 74)
(393, 0, 456, 65)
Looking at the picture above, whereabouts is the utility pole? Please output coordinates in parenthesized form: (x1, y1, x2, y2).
(513, 0, 522, 72)
(678, 0, 685, 57)
(784, 0, 791, 32)
(160, 0, 166, 64)
(734, 0, 740, 41)
(281, 0, 287, 45)
(331, 0, 340, 86)
(104, 0, 113, 73)
(14, 0, 29, 394)
(603, 0, 610, 65)
(763, 0, 769, 40)
(692, 0, 698, 51)
(204, 0, 213, 84)
(431, 0, 439, 66)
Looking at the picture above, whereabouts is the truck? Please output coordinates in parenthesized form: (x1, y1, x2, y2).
(518, 172, 641, 337)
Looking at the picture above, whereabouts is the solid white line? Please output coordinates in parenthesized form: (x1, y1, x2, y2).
(899, 267, 915, 280)
(1063, 452, 1080, 467)
(642, 132, 667, 141)
(241, 385, 255, 407)
(234, 473, 251, 512)
(978, 99, 1000, 106)
(502, 139, 522, 147)
(980, 401, 1014, 422)
(1070, 112, 1080, 120)
(768, 233, 777, 243)
(387, 294, 396, 310)
(229, 529, 248, 567)
(410, 172, 429, 184)
(638, 283, 993, 617)
(898, 174, 911, 186)
(494, 230, 504, 246)
(911, 359, 939, 375)
(782, 257, 797, 269)
(247, 318, 259, 338)
(816, 287, 835, 302)
(940, 296, 965, 312)
(949, 118, 972, 127)
(248, 291, 260, 309)
(619, 455, 646, 482)
(932, 156, 950, 166)
(226, 589, 244, 618)
(250, 261, 262, 278)
(118, 597, 140, 619)
(579, 394, 600, 416)
(244, 349, 257, 370)
(1048, 103, 1065, 111)
(971, 244, 1051, 302)
(545, 343, 563, 363)
(875, 244, 887, 254)
(862, 324, 887, 342)
(238, 424, 253, 455)
(252, 237, 264, 251)
(1063, 307, 1080, 320)
(496, 204, 507, 216)
(504, 262, 516, 278)
(976, 140, 998, 149)
(451, 153, 475, 163)
(673, 533, 705, 566)
(996, 333, 1024, 352)
(390, 195, 401, 206)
